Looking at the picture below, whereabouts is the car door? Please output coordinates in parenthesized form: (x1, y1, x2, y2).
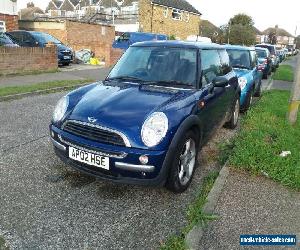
(194, 49, 229, 141)
(250, 50, 260, 90)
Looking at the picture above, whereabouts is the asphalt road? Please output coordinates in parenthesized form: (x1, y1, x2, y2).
(0, 92, 223, 249)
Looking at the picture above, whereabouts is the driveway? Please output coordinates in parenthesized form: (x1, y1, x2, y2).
(0, 92, 233, 249)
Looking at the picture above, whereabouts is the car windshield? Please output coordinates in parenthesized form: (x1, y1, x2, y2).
(256, 49, 267, 58)
(227, 49, 251, 69)
(31, 32, 62, 45)
(0, 33, 14, 45)
(108, 46, 197, 86)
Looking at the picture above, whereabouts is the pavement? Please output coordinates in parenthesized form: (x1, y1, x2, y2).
(199, 168, 300, 249)
(0, 64, 111, 87)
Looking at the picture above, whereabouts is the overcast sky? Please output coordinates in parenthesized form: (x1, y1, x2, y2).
(17, 0, 300, 36)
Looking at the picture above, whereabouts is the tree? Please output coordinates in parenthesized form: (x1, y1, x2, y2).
(267, 29, 277, 44)
(226, 14, 256, 46)
(229, 14, 254, 26)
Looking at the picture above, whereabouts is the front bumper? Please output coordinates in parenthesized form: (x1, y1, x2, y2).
(50, 125, 170, 186)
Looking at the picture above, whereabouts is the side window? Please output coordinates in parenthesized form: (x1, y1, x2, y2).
(119, 33, 130, 41)
(218, 50, 232, 75)
(200, 49, 222, 86)
(9, 32, 21, 43)
(22, 32, 35, 44)
(250, 51, 257, 68)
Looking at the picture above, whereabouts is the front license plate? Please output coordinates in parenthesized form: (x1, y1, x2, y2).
(64, 56, 71, 59)
(69, 146, 109, 170)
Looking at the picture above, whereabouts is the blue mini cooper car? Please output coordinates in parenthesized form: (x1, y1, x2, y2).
(224, 45, 262, 112)
(50, 41, 240, 193)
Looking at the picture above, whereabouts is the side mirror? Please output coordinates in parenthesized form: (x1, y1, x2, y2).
(213, 76, 228, 88)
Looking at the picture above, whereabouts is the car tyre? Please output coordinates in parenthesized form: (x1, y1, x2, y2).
(254, 80, 262, 97)
(242, 87, 255, 113)
(165, 130, 199, 193)
(224, 96, 240, 129)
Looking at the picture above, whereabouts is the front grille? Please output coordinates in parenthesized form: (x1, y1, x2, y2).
(63, 121, 126, 147)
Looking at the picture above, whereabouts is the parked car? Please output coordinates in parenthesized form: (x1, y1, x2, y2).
(255, 47, 272, 79)
(224, 45, 262, 112)
(277, 50, 285, 62)
(6, 30, 73, 65)
(50, 41, 240, 193)
(112, 32, 167, 50)
(0, 32, 18, 47)
(255, 44, 279, 71)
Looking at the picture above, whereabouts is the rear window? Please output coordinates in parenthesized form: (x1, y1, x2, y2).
(255, 49, 267, 58)
(227, 49, 251, 69)
(255, 45, 275, 55)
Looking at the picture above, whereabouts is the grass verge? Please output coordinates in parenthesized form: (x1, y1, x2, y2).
(227, 90, 300, 190)
(160, 171, 219, 250)
(0, 79, 92, 97)
(0, 68, 59, 77)
(272, 65, 294, 82)
(0, 235, 9, 250)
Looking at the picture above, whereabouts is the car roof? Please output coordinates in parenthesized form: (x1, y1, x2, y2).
(132, 40, 223, 49)
(223, 44, 255, 51)
(255, 43, 275, 47)
(255, 47, 268, 51)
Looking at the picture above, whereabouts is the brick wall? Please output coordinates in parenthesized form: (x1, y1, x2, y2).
(0, 47, 58, 75)
(19, 20, 116, 66)
(0, 13, 18, 31)
(65, 21, 115, 62)
(104, 45, 124, 67)
(139, 1, 201, 40)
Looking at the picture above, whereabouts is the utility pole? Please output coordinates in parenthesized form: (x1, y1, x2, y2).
(227, 21, 231, 44)
(287, 55, 300, 124)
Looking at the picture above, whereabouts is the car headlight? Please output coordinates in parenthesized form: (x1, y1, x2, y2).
(238, 77, 247, 90)
(141, 112, 168, 147)
(52, 96, 68, 122)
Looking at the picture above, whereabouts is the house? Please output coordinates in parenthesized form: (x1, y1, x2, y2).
(257, 25, 295, 47)
(45, 0, 201, 39)
(0, 0, 18, 32)
(46, 0, 63, 16)
(19, 2, 45, 20)
(199, 20, 220, 42)
(139, 0, 201, 39)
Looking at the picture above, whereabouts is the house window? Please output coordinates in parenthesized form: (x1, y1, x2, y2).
(172, 9, 182, 20)
(163, 7, 168, 18)
(185, 13, 190, 22)
(0, 21, 6, 32)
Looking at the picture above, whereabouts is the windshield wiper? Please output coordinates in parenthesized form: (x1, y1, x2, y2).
(106, 76, 145, 82)
(147, 80, 193, 88)
(232, 65, 250, 70)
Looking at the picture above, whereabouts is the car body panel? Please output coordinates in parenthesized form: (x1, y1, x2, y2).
(224, 45, 261, 109)
(6, 30, 73, 64)
(50, 41, 240, 186)
(112, 32, 168, 50)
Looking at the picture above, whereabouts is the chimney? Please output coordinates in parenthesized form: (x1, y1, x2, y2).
(27, 2, 35, 8)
